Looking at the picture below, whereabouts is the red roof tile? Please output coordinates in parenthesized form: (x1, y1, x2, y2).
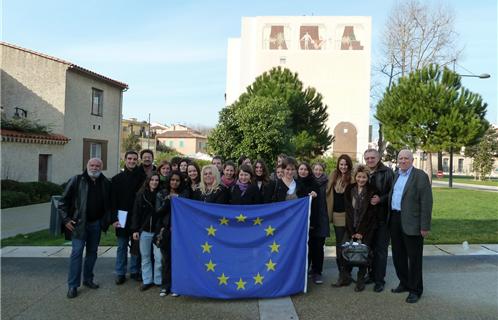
(1, 129, 70, 144)
(1, 42, 128, 90)
(156, 131, 207, 139)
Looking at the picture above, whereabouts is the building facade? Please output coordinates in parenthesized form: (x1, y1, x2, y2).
(1, 42, 127, 183)
(226, 16, 371, 160)
(156, 125, 208, 156)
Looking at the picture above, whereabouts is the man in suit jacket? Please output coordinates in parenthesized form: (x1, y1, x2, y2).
(388, 149, 432, 303)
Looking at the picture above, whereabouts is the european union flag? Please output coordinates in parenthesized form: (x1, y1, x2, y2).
(171, 196, 311, 299)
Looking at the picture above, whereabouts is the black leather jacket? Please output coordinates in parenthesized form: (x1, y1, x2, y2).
(368, 163, 394, 223)
(58, 171, 111, 239)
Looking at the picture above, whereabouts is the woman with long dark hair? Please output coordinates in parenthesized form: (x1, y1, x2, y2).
(220, 161, 237, 188)
(326, 154, 354, 287)
(157, 160, 171, 189)
(272, 157, 312, 202)
(229, 164, 261, 204)
(131, 173, 163, 292)
(156, 170, 187, 297)
(186, 162, 201, 198)
(342, 165, 378, 292)
(253, 159, 275, 203)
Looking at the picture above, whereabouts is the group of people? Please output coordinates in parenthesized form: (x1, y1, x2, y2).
(59, 147, 432, 304)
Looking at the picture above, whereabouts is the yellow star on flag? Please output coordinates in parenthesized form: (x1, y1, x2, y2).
(265, 225, 276, 236)
(217, 273, 229, 285)
(235, 214, 247, 223)
(235, 278, 247, 290)
(205, 259, 216, 272)
(269, 240, 280, 253)
(206, 225, 217, 236)
(253, 217, 263, 225)
(219, 217, 229, 225)
(266, 259, 276, 271)
(201, 241, 212, 253)
(253, 272, 264, 285)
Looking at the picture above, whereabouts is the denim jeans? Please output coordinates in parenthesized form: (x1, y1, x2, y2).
(139, 231, 162, 285)
(68, 221, 101, 289)
(115, 235, 140, 276)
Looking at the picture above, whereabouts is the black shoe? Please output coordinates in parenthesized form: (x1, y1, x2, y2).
(140, 283, 154, 291)
(67, 288, 77, 299)
(374, 283, 385, 292)
(354, 282, 365, 292)
(115, 276, 126, 285)
(406, 293, 420, 303)
(365, 276, 374, 285)
(83, 281, 99, 289)
(130, 273, 142, 281)
(391, 284, 409, 293)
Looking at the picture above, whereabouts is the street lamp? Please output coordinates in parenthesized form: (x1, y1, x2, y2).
(448, 72, 491, 188)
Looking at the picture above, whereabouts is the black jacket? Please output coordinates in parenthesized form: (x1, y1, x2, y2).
(272, 178, 309, 202)
(156, 189, 190, 230)
(110, 166, 146, 237)
(130, 189, 162, 234)
(58, 171, 111, 239)
(311, 175, 331, 238)
(344, 184, 378, 246)
(368, 163, 394, 223)
(254, 179, 276, 204)
(229, 184, 262, 205)
(191, 185, 229, 204)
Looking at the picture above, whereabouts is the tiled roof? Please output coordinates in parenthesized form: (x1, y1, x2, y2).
(1, 42, 128, 90)
(156, 130, 207, 139)
(1, 129, 70, 145)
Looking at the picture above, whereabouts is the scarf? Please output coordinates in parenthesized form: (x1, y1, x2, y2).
(314, 173, 328, 187)
(236, 180, 250, 196)
(351, 185, 366, 229)
(221, 175, 236, 187)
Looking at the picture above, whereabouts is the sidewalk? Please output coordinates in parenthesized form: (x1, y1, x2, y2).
(0, 202, 51, 239)
(432, 180, 498, 192)
(1, 243, 497, 258)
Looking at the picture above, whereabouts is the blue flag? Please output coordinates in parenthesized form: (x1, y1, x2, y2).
(171, 196, 311, 299)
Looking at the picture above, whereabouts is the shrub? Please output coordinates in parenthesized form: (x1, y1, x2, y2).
(1, 191, 31, 209)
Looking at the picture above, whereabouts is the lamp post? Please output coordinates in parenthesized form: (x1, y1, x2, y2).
(448, 71, 491, 188)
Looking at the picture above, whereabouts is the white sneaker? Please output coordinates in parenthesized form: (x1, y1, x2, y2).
(159, 288, 168, 297)
(171, 293, 179, 297)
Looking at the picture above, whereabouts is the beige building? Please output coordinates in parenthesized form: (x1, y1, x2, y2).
(1, 42, 128, 183)
(226, 16, 371, 160)
(156, 125, 207, 156)
(121, 118, 157, 154)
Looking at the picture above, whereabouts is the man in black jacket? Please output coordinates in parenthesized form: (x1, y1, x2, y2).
(111, 151, 146, 284)
(58, 158, 113, 298)
(364, 148, 394, 292)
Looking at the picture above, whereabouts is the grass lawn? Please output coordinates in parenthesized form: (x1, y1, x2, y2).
(433, 177, 498, 187)
(2, 188, 497, 247)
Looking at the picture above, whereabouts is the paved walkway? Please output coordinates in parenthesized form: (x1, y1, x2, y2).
(1, 244, 497, 258)
(432, 180, 498, 192)
(2, 256, 497, 320)
(0, 202, 51, 239)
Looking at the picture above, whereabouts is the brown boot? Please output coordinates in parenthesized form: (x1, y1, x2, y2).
(332, 271, 352, 287)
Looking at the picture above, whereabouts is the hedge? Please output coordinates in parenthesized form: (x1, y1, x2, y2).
(1, 180, 63, 209)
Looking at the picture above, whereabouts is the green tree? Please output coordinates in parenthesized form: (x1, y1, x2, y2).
(209, 96, 292, 165)
(122, 133, 141, 153)
(465, 126, 498, 180)
(209, 67, 333, 162)
(376, 64, 488, 177)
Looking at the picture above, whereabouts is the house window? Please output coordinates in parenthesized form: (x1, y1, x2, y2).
(169, 141, 174, 147)
(179, 140, 184, 147)
(458, 159, 464, 173)
(91, 88, 103, 116)
(83, 138, 108, 170)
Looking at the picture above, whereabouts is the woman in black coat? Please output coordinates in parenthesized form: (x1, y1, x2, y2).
(253, 159, 275, 203)
(272, 157, 311, 202)
(191, 165, 229, 204)
(156, 171, 188, 297)
(131, 173, 163, 292)
(340, 165, 378, 292)
(229, 164, 262, 205)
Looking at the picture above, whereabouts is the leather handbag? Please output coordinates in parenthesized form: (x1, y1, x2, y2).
(341, 239, 370, 266)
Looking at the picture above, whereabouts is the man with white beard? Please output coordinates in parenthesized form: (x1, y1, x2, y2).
(58, 158, 114, 298)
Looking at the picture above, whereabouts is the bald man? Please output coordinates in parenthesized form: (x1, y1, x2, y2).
(388, 149, 432, 303)
(59, 158, 112, 299)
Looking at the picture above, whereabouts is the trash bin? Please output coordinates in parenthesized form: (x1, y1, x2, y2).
(49, 195, 62, 236)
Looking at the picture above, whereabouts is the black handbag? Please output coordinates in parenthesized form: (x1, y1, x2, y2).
(341, 239, 370, 267)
